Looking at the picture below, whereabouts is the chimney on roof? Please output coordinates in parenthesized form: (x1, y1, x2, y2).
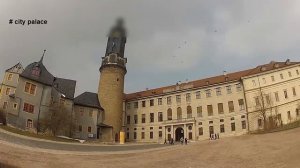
(285, 59, 290, 65)
(146, 88, 149, 91)
(223, 70, 227, 76)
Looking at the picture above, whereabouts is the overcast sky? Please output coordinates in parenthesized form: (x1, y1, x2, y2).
(0, 0, 300, 96)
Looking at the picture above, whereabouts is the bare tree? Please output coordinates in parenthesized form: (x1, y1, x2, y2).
(254, 90, 277, 130)
(40, 102, 73, 136)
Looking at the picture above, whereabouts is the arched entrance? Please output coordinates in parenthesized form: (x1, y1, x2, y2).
(175, 127, 184, 141)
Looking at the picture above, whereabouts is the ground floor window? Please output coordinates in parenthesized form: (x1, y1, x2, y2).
(78, 125, 82, 132)
(26, 119, 33, 128)
(88, 126, 91, 133)
(158, 131, 162, 138)
(258, 119, 262, 128)
(220, 124, 225, 133)
(134, 132, 137, 139)
(141, 132, 145, 139)
(198, 127, 203, 135)
(231, 123, 235, 131)
(150, 132, 153, 139)
(242, 120, 246, 129)
(126, 132, 129, 139)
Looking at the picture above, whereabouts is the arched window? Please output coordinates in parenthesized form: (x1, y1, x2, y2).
(167, 108, 172, 120)
(187, 105, 192, 118)
(177, 107, 182, 119)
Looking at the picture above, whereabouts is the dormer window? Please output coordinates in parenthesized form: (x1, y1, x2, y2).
(31, 66, 40, 77)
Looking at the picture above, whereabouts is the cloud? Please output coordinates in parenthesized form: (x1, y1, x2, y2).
(0, 0, 299, 95)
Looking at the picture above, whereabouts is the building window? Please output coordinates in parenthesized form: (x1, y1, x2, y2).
(296, 109, 299, 117)
(89, 109, 93, 117)
(88, 126, 92, 133)
(231, 123, 236, 131)
(177, 107, 182, 119)
(216, 87, 221, 96)
(220, 119, 224, 122)
(142, 101, 146, 107)
(195, 91, 201, 99)
(238, 99, 245, 110)
(226, 85, 232, 94)
(150, 99, 154, 106)
(167, 96, 172, 105)
(218, 103, 224, 114)
(150, 113, 154, 123)
(24, 82, 36, 95)
(258, 119, 262, 128)
(296, 69, 299, 75)
(186, 93, 191, 102)
(167, 108, 172, 120)
(150, 132, 153, 139)
(198, 122, 202, 125)
(187, 105, 192, 118)
(134, 102, 138, 108)
(274, 92, 279, 102)
(252, 80, 256, 86)
(141, 132, 145, 139)
(80, 108, 84, 116)
(262, 78, 266, 84)
(287, 111, 291, 120)
(284, 90, 288, 99)
(26, 119, 33, 128)
(265, 95, 271, 105)
(127, 103, 131, 109)
(7, 74, 13, 81)
(197, 106, 202, 117)
(13, 103, 18, 109)
(158, 112, 163, 122)
(209, 121, 213, 124)
(134, 115, 138, 124)
(241, 115, 246, 119)
(198, 127, 203, 135)
(126, 132, 129, 139)
(78, 125, 82, 132)
(176, 95, 181, 103)
(271, 76, 275, 82)
(3, 102, 8, 109)
(127, 115, 130, 124)
(242, 120, 246, 129)
(206, 90, 211, 98)
(228, 101, 234, 112)
(23, 103, 34, 113)
(236, 83, 242, 91)
(142, 114, 146, 123)
(134, 132, 137, 139)
(5, 87, 11, 95)
(158, 98, 162, 105)
(31, 67, 40, 76)
(207, 105, 213, 116)
(220, 124, 225, 133)
(255, 97, 260, 106)
(159, 131, 162, 138)
(280, 74, 284, 79)
(292, 87, 296, 96)
(288, 71, 292, 77)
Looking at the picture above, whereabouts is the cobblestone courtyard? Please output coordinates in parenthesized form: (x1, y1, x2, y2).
(1, 127, 300, 168)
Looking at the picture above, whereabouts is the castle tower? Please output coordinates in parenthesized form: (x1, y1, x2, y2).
(98, 19, 127, 142)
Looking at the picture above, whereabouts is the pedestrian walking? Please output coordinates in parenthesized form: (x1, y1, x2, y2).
(214, 133, 217, 140)
(184, 138, 188, 145)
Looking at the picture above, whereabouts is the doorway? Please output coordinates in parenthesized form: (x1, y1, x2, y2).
(115, 133, 119, 142)
(175, 127, 184, 141)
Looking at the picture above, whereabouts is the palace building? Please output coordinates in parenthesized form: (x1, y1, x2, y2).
(0, 19, 299, 143)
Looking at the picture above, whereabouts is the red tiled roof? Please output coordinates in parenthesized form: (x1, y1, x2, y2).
(124, 60, 299, 101)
